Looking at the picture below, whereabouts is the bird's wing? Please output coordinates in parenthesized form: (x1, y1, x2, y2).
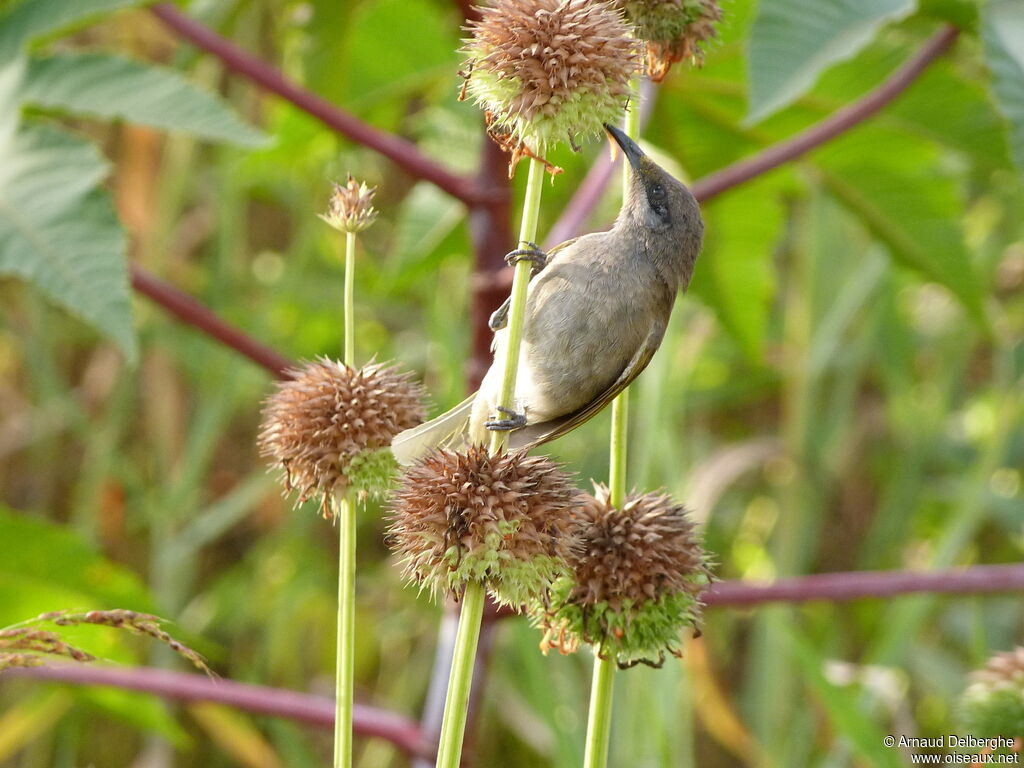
(391, 393, 475, 465)
(488, 237, 582, 333)
(508, 318, 668, 452)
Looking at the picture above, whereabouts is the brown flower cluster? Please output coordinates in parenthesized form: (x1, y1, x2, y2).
(622, 0, 722, 80)
(387, 445, 582, 606)
(259, 360, 426, 507)
(961, 646, 1024, 738)
(462, 0, 639, 159)
(537, 484, 710, 665)
(568, 484, 708, 610)
(321, 175, 378, 234)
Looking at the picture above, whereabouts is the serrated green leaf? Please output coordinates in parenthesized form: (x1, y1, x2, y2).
(982, 0, 1024, 172)
(0, 121, 137, 360)
(690, 179, 781, 360)
(0, 0, 145, 61)
(747, 0, 915, 123)
(22, 53, 267, 147)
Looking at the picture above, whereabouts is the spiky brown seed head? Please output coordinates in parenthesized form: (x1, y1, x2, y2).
(320, 175, 378, 234)
(534, 483, 711, 667)
(387, 445, 582, 607)
(621, 0, 722, 81)
(259, 359, 426, 508)
(961, 647, 1024, 738)
(461, 0, 640, 162)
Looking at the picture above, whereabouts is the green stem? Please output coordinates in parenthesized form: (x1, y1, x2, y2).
(489, 157, 546, 454)
(588, 82, 641, 768)
(434, 581, 485, 768)
(608, 82, 641, 509)
(344, 230, 356, 367)
(333, 231, 358, 768)
(583, 649, 617, 768)
(333, 494, 356, 768)
(435, 158, 545, 767)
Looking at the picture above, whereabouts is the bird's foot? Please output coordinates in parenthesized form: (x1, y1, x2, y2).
(488, 298, 511, 331)
(505, 242, 547, 273)
(485, 406, 527, 431)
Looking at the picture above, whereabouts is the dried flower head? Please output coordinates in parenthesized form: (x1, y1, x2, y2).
(259, 360, 426, 509)
(535, 483, 710, 667)
(461, 0, 639, 165)
(321, 175, 378, 234)
(387, 445, 582, 606)
(961, 647, 1024, 738)
(621, 0, 722, 81)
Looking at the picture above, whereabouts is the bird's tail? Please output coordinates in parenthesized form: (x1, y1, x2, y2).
(391, 394, 475, 465)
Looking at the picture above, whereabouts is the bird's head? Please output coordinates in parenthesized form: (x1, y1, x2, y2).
(604, 123, 703, 288)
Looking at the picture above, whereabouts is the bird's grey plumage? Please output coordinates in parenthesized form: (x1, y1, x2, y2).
(392, 125, 703, 465)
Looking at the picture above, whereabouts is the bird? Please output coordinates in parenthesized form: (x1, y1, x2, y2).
(392, 123, 703, 464)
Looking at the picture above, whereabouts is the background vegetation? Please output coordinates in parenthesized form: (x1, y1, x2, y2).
(0, 0, 1022, 766)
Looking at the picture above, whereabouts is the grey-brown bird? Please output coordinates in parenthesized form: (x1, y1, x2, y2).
(392, 124, 703, 464)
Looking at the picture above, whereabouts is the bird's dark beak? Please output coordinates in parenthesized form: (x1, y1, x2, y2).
(604, 123, 645, 170)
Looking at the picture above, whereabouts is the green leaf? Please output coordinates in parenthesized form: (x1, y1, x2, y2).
(22, 53, 267, 147)
(814, 130, 986, 323)
(747, 0, 915, 123)
(690, 177, 783, 360)
(0, 506, 155, 621)
(0, 121, 137, 360)
(0, 0, 145, 61)
(982, 0, 1024, 172)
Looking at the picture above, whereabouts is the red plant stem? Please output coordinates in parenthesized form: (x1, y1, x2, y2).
(6, 664, 427, 756)
(702, 563, 1024, 607)
(467, 135, 514, 389)
(689, 25, 960, 203)
(130, 263, 293, 379)
(542, 25, 959, 247)
(149, 3, 484, 207)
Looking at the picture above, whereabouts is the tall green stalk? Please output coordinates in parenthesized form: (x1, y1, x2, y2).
(583, 85, 641, 768)
(334, 230, 358, 768)
(435, 157, 546, 768)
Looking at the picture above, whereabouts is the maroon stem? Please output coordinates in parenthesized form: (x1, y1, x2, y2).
(702, 563, 1024, 607)
(131, 263, 293, 378)
(6, 664, 427, 756)
(149, 4, 484, 206)
(542, 25, 959, 245)
(690, 25, 959, 203)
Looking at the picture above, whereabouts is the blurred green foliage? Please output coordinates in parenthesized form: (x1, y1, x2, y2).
(0, 0, 1022, 766)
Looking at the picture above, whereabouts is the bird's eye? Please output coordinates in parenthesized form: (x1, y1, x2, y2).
(652, 184, 664, 197)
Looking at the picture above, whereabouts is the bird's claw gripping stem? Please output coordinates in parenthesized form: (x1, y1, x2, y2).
(485, 406, 527, 432)
(505, 242, 547, 272)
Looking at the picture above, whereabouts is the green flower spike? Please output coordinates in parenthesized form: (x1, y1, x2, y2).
(387, 445, 582, 607)
(535, 483, 711, 668)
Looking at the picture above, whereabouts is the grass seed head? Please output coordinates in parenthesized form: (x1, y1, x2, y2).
(387, 445, 582, 607)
